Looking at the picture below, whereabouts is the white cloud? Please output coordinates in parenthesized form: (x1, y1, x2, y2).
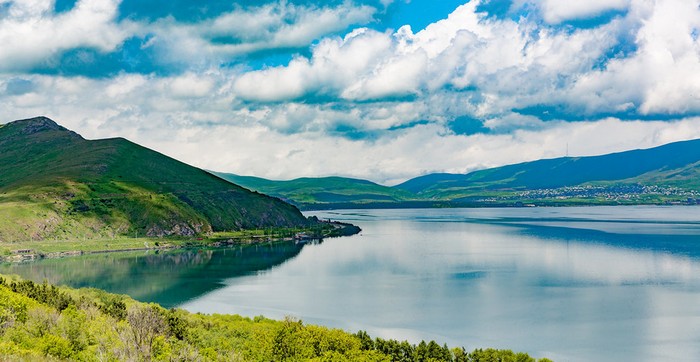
(134, 116, 700, 185)
(2, 0, 700, 184)
(232, 28, 396, 102)
(3, 0, 53, 18)
(145, 1, 377, 66)
(342, 49, 427, 100)
(168, 73, 217, 99)
(0, 1, 379, 72)
(231, 57, 314, 102)
(0, 0, 128, 71)
(4, 71, 700, 185)
(238, 0, 699, 123)
(231, 0, 620, 117)
(567, 0, 700, 115)
(534, 0, 631, 24)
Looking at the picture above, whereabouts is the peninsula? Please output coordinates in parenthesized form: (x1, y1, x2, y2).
(0, 117, 357, 258)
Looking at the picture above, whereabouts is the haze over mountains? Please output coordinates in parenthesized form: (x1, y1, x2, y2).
(218, 139, 700, 209)
(0, 117, 308, 243)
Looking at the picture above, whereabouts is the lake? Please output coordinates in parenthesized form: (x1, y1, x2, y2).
(2, 206, 700, 361)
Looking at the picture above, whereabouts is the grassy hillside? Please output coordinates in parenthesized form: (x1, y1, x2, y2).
(396, 139, 700, 201)
(0, 275, 551, 361)
(214, 173, 416, 209)
(216, 138, 700, 208)
(0, 117, 309, 242)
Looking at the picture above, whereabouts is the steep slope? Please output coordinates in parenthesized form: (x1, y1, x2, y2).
(0, 117, 308, 242)
(213, 172, 416, 209)
(396, 138, 700, 199)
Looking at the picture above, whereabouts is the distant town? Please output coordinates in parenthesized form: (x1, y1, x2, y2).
(478, 184, 700, 206)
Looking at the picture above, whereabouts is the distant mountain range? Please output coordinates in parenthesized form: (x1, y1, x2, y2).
(218, 138, 700, 209)
(0, 117, 309, 242)
(213, 174, 417, 207)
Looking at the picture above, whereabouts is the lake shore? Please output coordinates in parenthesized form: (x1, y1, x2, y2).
(0, 220, 360, 263)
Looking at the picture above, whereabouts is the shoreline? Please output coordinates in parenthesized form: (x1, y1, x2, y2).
(1, 220, 361, 263)
(297, 200, 700, 211)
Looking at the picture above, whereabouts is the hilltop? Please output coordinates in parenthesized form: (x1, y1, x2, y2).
(396, 138, 700, 204)
(0, 117, 309, 242)
(222, 138, 700, 208)
(213, 173, 419, 210)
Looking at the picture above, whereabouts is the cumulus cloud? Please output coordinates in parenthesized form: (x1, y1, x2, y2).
(0, 1, 379, 73)
(530, 0, 631, 24)
(0, 0, 128, 71)
(232, 0, 700, 124)
(233, 28, 396, 102)
(144, 1, 377, 66)
(4, 72, 700, 185)
(232, 1, 620, 117)
(567, 0, 700, 115)
(107, 116, 700, 185)
(2, 0, 700, 183)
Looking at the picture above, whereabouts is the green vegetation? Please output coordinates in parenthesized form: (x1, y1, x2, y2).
(0, 221, 358, 262)
(216, 138, 700, 208)
(0, 275, 551, 361)
(395, 138, 700, 202)
(214, 173, 417, 210)
(4, 116, 699, 233)
(0, 117, 309, 243)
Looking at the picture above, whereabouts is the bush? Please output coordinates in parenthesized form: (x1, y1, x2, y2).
(40, 333, 73, 359)
(99, 295, 127, 321)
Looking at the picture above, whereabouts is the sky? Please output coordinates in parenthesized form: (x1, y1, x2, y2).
(2, 0, 700, 185)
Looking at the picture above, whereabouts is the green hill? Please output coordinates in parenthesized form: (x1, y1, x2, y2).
(0, 117, 309, 242)
(396, 138, 700, 203)
(215, 138, 700, 208)
(213, 173, 417, 209)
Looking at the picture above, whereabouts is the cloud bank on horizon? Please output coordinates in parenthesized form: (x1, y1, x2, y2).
(2, 0, 700, 184)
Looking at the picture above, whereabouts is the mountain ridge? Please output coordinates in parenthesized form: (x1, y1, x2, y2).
(0, 117, 309, 242)
(397, 138, 700, 199)
(219, 138, 700, 209)
(213, 172, 418, 209)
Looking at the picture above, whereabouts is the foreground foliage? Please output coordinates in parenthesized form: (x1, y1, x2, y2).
(0, 276, 552, 361)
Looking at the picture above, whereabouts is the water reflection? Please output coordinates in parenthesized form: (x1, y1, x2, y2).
(1, 206, 699, 361)
(177, 207, 700, 362)
(0, 242, 306, 308)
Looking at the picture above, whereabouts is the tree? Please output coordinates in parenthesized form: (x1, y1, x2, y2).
(127, 304, 167, 360)
(355, 330, 374, 350)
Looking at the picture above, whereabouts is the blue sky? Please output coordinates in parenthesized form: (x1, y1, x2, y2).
(2, 0, 700, 184)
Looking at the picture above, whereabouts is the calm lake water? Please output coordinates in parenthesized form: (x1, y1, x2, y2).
(3, 206, 700, 361)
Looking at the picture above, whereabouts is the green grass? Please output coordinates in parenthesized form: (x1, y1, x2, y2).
(0, 221, 352, 259)
(2, 237, 156, 254)
(0, 117, 310, 243)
